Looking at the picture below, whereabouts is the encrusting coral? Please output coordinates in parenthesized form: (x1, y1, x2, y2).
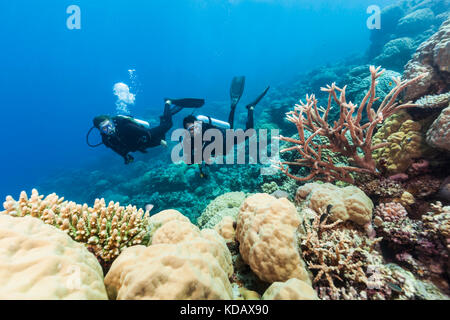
(0, 214, 108, 300)
(274, 66, 425, 183)
(1, 189, 152, 271)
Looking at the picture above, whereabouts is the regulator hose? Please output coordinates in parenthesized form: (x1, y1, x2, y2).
(86, 126, 103, 148)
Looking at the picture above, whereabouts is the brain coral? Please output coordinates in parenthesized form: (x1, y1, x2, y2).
(197, 192, 246, 229)
(0, 215, 107, 299)
(104, 212, 234, 300)
(1, 189, 152, 267)
(371, 111, 429, 174)
(262, 278, 318, 300)
(295, 183, 373, 226)
(236, 193, 311, 283)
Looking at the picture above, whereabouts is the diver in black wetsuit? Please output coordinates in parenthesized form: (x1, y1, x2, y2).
(182, 76, 269, 177)
(87, 98, 204, 164)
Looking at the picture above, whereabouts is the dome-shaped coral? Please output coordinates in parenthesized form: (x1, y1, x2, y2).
(296, 183, 374, 226)
(372, 111, 429, 174)
(262, 278, 318, 300)
(0, 215, 107, 299)
(236, 193, 311, 283)
(104, 214, 234, 300)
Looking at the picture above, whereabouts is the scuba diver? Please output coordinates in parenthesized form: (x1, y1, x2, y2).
(182, 76, 270, 178)
(87, 98, 205, 164)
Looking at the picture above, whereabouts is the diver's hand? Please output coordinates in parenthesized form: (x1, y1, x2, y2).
(124, 154, 134, 165)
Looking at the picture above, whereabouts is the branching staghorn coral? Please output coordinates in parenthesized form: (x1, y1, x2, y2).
(297, 207, 403, 300)
(274, 66, 425, 183)
(1, 189, 152, 271)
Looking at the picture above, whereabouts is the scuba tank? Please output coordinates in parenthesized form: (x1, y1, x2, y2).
(196, 115, 231, 130)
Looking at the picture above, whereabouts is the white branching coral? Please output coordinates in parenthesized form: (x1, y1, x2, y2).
(1, 189, 152, 267)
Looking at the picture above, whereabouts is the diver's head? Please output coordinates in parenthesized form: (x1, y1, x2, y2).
(183, 115, 199, 136)
(183, 115, 197, 129)
(93, 115, 115, 135)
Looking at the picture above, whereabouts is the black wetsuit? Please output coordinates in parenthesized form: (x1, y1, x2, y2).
(102, 105, 172, 163)
(184, 106, 255, 165)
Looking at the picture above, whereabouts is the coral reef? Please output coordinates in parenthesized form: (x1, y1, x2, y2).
(298, 207, 397, 300)
(275, 66, 424, 183)
(1, 189, 152, 272)
(104, 210, 234, 300)
(295, 182, 374, 226)
(368, 0, 448, 71)
(371, 110, 430, 174)
(426, 104, 450, 151)
(374, 201, 450, 293)
(3, 0, 449, 301)
(403, 17, 450, 101)
(0, 214, 107, 299)
(261, 278, 318, 300)
(214, 215, 237, 244)
(197, 191, 246, 229)
(357, 176, 405, 200)
(236, 193, 311, 283)
(415, 92, 450, 109)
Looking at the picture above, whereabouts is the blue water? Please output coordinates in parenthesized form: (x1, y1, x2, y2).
(0, 0, 393, 200)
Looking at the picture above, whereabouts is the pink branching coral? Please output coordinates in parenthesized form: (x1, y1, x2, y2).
(275, 66, 425, 183)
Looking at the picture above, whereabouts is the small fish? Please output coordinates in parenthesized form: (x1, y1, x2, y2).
(387, 282, 402, 293)
(388, 81, 393, 86)
(326, 204, 333, 215)
(145, 204, 154, 213)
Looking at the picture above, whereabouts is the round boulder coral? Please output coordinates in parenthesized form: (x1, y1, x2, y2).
(197, 192, 246, 229)
(0, 215, 107, 300)
(236, 193, 311, 283)
(296, 183, 374, 226)
(262, 278, 318, 300)
(104, 219, 233, 300)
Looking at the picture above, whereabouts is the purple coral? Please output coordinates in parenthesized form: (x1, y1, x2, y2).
(375, 202, 408, 223)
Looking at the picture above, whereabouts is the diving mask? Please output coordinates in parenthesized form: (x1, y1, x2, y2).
(100, 120, 116, 135)
(187, 121, 202, 136)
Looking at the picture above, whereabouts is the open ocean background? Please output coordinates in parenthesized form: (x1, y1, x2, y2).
(0, 0, 392, 201)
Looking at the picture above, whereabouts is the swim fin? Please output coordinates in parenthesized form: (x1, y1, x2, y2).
(230, 76, 245, 109)
(245, 86, 270, 110)
(165, 98, 205, 108)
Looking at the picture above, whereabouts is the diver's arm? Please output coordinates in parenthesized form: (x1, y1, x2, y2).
(102, 135, 134, 164)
